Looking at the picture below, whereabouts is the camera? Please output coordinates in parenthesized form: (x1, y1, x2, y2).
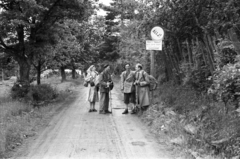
(90, 81, 95, 87)
(135, 81, 140, 85)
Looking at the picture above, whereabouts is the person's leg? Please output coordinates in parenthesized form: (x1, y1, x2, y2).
(99, 92, 105, 114)
(92, 102, 97, 112)
(105, 92, 111, 113)
(122, 93, 129, 114)
(89, 102, 93, 112)
(130, 92, 137, 114)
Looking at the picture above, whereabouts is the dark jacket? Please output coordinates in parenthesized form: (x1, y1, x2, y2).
(99, 70, 113, 93)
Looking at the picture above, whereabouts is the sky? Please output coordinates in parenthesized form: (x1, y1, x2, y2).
(97, 0, 113, 16)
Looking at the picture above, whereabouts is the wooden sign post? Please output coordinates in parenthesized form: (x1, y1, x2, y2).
(146, 26, 164, 77)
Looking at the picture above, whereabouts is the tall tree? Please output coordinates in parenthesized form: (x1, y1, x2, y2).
(0, 0, 90, 85)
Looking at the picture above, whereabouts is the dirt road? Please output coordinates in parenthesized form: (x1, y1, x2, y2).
(13, 85, 175, 159)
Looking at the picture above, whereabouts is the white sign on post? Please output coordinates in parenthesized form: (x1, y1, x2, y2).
(151, 26, 164, 40)
(146, 26, 164, 51)
(146, 40, 162, 50)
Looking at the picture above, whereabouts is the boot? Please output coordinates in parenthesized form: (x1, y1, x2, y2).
(131, 108, 136, 114)
(122, 109, 128, 114)
(105, 110, 112, 114)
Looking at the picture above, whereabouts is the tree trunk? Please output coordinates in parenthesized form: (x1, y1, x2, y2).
(203, 35, 215, 73)
(191, 39, 198, 67)
(60, 67, 66, 82)
(37, 60, 41, 85)
(200, 39, 214, 74)
(176, 38, 183, 61)
(186, 39, 193, 65)
(72, 68, 76, 79)
(162, 48, 172, 81)
(206, 35, 215, 61)
(16, 65, 20, 81)
(207, 35, 215, 52)
(1, 68, 4, 82)
(197, 37, 207, 66)
(171, 44, 180, 71)
(17, 58, 31, 84)
(165, 47, 180, 83)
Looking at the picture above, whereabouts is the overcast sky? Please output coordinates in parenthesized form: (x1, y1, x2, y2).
(98, 0, 112, 6)
(97, 0, 112, 16)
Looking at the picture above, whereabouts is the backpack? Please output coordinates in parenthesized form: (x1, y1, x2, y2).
(142, 71, 158, 91)
(148, 74, 158, 91)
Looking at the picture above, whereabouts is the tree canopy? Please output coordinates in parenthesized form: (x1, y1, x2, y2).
(0, 0, 92, 84)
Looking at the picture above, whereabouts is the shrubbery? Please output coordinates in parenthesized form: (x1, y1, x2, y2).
(209, 56, 240, 110)
(149, 81, 240, 158)
(188, 67, 212, 93)
(27, 84, 57, 102)
(11, 82, 30, 99)
(11, 83, 58, 104)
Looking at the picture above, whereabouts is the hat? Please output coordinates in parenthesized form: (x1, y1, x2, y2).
(103, 64, 109, 69)
(136, 63, 142, 67)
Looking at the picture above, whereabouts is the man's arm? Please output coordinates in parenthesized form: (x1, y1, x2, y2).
(120, 72, 125, 90)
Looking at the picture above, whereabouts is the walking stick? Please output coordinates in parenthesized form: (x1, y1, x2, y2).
(135, 84, 140, 113)
(109, 88, 113, 114)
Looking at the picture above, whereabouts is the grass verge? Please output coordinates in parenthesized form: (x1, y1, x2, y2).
(0, 77, 82, 158)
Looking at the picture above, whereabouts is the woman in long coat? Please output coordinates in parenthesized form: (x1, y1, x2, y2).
(85, 65, 99, 112)
(134, 63, 150, 109)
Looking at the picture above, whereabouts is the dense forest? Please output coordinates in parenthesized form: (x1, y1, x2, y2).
(1, 0, 240, 158)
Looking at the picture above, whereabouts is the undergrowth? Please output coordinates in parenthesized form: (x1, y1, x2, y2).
(141, 81, 240, 158)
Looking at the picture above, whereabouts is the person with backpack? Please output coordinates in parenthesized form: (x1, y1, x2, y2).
(85, 65, 99, 112)
(134, 63, 150, 111)
(120, 64, 136, 114)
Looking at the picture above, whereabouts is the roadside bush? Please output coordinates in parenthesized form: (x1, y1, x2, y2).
(219, 48, 237, 68)
(188, 67, 212, 93)
(11, 82, 30, 99)
(209, 57, 240, 110)
(27, 84, 58, 102)
(150, 81, 240, 158)
(158, 82, 208, 115)
(11, 83, 57, 104)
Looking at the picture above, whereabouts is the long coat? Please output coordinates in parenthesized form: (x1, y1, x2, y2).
(98, 70, 113, 111)
(135, 70, 150, 107)
(85, 71, 99, 103)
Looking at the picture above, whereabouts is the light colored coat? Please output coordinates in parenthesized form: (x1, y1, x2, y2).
(85, 71, 99, 103)
(120, 70, 135, 93)
(135, 70, 150, 107)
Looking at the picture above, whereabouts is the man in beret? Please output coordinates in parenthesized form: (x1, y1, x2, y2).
(98, 64, 114, 114)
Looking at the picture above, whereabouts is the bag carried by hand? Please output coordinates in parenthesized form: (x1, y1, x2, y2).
(95, 83, 99, 92)
(123, 81, 134, 93)
(83, 81, 88, 87)
(90, 81, 95, 87)
(109, 81, 114, 90)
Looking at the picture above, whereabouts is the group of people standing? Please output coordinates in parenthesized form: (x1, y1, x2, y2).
(120, 63, 150, 114)
(84, 63, 150, 114)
